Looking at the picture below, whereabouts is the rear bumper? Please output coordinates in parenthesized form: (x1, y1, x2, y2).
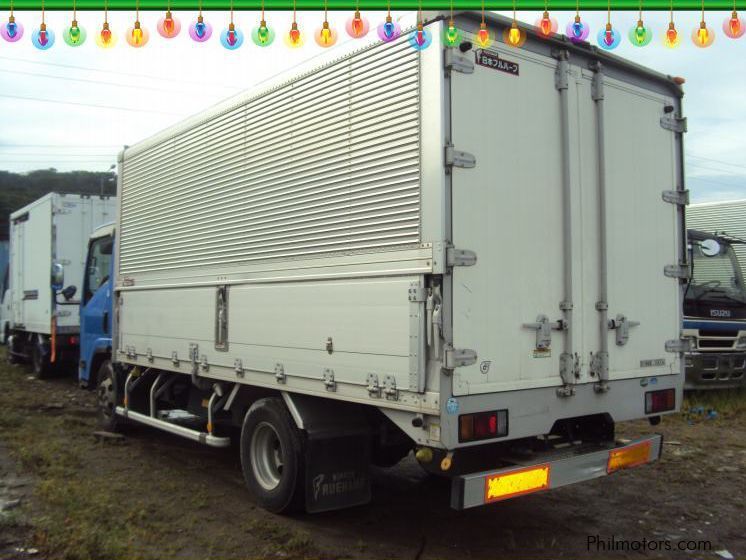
(450, 434, 662, 510)
(685, 352, 746, 390)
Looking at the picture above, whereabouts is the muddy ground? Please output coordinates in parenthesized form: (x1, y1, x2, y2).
(0, 354, 744, 560)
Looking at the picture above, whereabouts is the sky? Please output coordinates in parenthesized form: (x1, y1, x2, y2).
(0, 8, 745, 204)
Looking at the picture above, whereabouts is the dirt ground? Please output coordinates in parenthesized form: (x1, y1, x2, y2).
(0, 354, 744, 560)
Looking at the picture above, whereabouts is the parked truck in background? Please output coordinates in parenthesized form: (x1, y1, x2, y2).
(7, 193, 116, 377)
(97, 11, 686, 514)
(683, 230, 746, 389)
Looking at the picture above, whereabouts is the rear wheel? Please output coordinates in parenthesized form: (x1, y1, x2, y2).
(31, 336, 53, 378)
(240, 397, 305, 513)
(97, 360, 122, 432)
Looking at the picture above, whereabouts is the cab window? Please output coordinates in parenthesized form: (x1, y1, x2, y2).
(84, 235, 113, 304)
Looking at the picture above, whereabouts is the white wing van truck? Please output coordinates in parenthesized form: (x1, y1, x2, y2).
(101, 11, 687, 513)
(8, 193, 116, 376)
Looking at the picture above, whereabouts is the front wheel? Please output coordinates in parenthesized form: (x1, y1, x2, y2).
(31, 336, 53, 378)
(240, 398, 305, 514)
(97, 360, 123, 432)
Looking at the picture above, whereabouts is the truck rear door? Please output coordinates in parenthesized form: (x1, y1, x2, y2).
(449, 45, 682, 396)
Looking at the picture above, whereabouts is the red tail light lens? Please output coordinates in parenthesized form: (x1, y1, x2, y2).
(645, 388, 675, 414)
(459, 410, 508, 442)
(68, 336, 79, 345)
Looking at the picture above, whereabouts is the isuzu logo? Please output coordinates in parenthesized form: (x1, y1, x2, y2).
(710, 309, 732, 318)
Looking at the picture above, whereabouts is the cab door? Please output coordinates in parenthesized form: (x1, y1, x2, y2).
(79, 234, 114, 384)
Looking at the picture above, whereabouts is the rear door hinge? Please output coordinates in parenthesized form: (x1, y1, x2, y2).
(444, 346, 478, 368)
(589, 351, 609, 381)
(444, 49, 474, 74)
(665, 338, 694, 353)
(660, 115, 687, 133)
(559, 352, 580, 387)
(408, 283, 427, 302)
(664, 263, 691, 280)
(608, 314, 640, 346)
(445, 145, 476, 169)
(446, 247, 477, 267)
(662, 189, 689, 206)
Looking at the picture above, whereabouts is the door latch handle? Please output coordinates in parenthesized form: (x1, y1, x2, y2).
(102, 311, 109, 335)
(522, 314, 566, 350)
(608, 314, 640, 346)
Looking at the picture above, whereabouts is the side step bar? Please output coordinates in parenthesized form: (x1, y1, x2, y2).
(115, 407, 231, 448)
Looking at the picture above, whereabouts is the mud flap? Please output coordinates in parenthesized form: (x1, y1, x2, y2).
(304, 429, 371, 513)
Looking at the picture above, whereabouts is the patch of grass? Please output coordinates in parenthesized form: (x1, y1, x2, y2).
(0, 353, 326, 560)
(683, 388, 746, 418)
(0, 510, 22, 529)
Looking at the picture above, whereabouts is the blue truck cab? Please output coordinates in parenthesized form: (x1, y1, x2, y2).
(79, 223, 115, 388)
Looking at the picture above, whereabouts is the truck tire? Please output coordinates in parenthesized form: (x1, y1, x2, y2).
(31, 337, 54, 379)
(6, 335, 19, 365)
(96, 360, 123, 432)
(240, 398, 305, 514)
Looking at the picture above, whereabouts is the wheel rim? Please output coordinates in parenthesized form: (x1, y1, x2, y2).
(250, 421, 284, 491)
(98, 372, 116, 421)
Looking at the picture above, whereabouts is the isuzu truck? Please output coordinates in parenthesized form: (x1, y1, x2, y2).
(7, 193, 116, 376)
(683, 230, 746, 389)
(98, 11, 687, 513)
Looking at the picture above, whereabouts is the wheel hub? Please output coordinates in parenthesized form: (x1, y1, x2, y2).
(250, 422, 284, 491)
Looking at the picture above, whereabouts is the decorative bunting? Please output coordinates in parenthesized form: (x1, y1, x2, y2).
(220, 0, 244, 48)
(597, 0, 621, 48)
(0, 3, 741, 52)
(95, 0, 117, 47)
(62, 0, 86, 45)
(157, 0, 181, 38)
(251, 0, 274, 45)
(126, 0, 149, 46)
(629, 0, 652, 45)
(376, 0, 400, 42)
(314, 0, 337, 46)
(692, 0, 714, 46)
(189, 0, 213, 41)
(2, 0, 24, 41)
(31, 0, 55, 49)
(566, 0, 590, 43)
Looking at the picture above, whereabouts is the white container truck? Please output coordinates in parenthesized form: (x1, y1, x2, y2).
(103, 11, 687, 513)
(8, 193, 116, 376)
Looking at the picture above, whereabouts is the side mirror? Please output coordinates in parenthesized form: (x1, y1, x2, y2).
(62, 285, 77, 301)
(51, 263, 64, 291)
(700, 239, 721, 257)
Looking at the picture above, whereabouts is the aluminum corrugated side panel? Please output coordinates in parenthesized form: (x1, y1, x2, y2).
(120, 39, 421, 275)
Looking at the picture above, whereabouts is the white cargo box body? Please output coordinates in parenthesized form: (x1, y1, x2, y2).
(115, 12, 685, 450)
(10, 193, 117, 335)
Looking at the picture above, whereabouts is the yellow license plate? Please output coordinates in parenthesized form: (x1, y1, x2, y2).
(607, 441, 651, 473)
(484, 464, 551, 503)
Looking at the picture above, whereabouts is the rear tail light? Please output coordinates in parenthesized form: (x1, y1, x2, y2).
(645, 388, 675, 414)
(68, 336, 79, 345)
(458, 410, 508, 442)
